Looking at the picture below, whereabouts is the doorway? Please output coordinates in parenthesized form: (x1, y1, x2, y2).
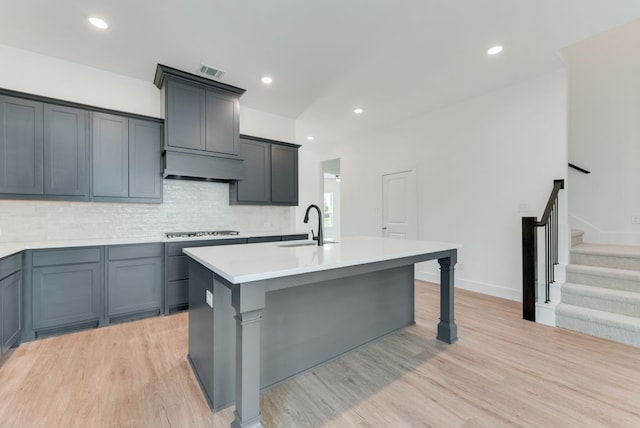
(382, 169, 417, 239)
(321, 159, 341, 241)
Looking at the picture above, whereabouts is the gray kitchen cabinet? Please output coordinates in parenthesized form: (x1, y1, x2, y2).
(92, 112, 129, 198)
(271, 144, 298, 205)
(159, 68, 242, 157)
(92, 112, 162, 203)
(129, 119, 162, 199)
(230, 135, 299, 206)
(0, 96, 88, 200)
(0, 253, 22, 356)
(205, 89, 239, 155)
(165, 238, 247, 314)
(107, 243, 162, 323)
(0, 95, 44, 195)
(30, 247, 103, 337)
(166, 79, 206, 152)
(164, 235, 307, 313)
(43, 104, 88, 197)
(234, 137, 271, 203)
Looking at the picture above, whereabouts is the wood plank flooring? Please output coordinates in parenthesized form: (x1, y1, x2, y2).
(1, 281, 640, 427)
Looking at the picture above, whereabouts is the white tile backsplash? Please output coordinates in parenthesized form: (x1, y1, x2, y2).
(0, 180, 294, 242)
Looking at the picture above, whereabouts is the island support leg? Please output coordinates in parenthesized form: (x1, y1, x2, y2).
(231, 283, 266, 428)
(437, 251, 458, 344)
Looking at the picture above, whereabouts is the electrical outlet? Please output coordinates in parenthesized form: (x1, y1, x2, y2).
(632, 216, 640, 224)
(206, 290, 213, 308)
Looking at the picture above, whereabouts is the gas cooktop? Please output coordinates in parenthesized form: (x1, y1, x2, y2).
(165, 230, 240, 239)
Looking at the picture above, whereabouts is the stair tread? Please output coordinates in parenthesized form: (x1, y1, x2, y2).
(566, 263, 640, 279)
(562, 282, 640, 302)
(571, 229, 584, 237)
(556, 304, 640, 331)
(572, 243, 640, 258)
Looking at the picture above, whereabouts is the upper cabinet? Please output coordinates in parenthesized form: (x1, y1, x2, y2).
(0, 89, 162, 204)
(92, 112, 162, 203)
(0, 95, 88, 200)
(0, 95, 44, 195)
(154, 64, 246, 181)
(44, 104, 88, 197)
(230, 135, 299, 206)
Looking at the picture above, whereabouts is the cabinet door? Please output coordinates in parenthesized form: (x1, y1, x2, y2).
(92, 112, 128, 197)
(205, 90, 239, 155)
(0, 95, 44, 194)
(236, 139, 270, 203)
(1, 271, 22, 354)
(44, 104, 88, 196)
(108, 257, 161, 317)
(271, 144, 298, 204)
(32, 262, 102, 330)
(129, 119, 162, 200)
(167, 80, 206, 151)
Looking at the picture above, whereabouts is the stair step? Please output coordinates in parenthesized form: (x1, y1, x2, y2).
(571, 243, 640, 271)
(556, 304, 640, 348)
(561, 283, 640, 317)
(571, 229, 584, 247)
(566, 264, 640, 292)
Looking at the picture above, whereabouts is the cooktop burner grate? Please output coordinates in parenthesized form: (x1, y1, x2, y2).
(165, 230, 240, 239)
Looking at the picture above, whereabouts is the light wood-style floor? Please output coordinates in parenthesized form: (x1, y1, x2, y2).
(1, 282, 640, 428)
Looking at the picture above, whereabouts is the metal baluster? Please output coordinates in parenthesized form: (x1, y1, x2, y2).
(545, 223, 550, 303)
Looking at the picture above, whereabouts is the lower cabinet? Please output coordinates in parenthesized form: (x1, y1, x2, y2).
(29, 247, 103, 338)
(107, 243, 162, 323)
(165, 238, 247, 313)
(0, 253, 22, 356)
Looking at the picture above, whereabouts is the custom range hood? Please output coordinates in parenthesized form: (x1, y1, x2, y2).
(154, 64, 246, 182)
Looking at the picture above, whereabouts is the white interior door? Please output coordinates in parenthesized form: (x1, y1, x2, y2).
(382, 169, 417, 239)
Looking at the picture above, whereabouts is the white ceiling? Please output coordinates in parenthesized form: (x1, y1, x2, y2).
(1, 1, 640, 144)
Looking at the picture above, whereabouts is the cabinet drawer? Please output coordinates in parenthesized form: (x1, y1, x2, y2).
(166, 238, 247, 256)
(108, 243, 162, 261)
(167, 279, 189, 307)
(0, 253, 22, 279)
(33, 247, 101, 267)
(167, 255, 189, 281)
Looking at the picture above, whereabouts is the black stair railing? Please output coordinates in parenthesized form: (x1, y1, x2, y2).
(568, 163, 590, 174)
(522, 179, 564, 321)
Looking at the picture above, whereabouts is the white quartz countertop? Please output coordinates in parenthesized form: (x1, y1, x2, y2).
(0, 231, 309, 259)
(183, 236, 462, 284)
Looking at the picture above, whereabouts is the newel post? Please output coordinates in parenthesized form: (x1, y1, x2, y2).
(522, 217, 537, 321)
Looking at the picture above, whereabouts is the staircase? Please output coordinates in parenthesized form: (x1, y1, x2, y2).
(556, 230, 640, 347)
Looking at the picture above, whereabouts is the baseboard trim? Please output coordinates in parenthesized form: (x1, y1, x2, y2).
(415, 270, 521, 302)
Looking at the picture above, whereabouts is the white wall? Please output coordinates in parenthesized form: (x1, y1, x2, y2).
(298, 70, 568, 301)
(566, 19, 640, 245)
(0, 45, 298, 241)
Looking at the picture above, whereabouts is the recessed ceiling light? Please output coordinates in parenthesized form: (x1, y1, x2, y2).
(353, 107, 364, 114)
(89, 17, 109, 29)
(307, 136, 315, 141)
(487, 45, 503, 55)
(261, 76, 273, 84)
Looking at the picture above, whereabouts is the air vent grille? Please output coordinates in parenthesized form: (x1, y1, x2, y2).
(200, 64, 225, 79)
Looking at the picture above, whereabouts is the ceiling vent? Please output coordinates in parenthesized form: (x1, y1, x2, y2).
(200, 64, 225, 80)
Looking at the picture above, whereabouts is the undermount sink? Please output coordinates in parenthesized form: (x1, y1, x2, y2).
(277, 240, 339, 248)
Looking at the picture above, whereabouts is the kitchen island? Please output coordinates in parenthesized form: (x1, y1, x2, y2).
(184, 236, 460, 428)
